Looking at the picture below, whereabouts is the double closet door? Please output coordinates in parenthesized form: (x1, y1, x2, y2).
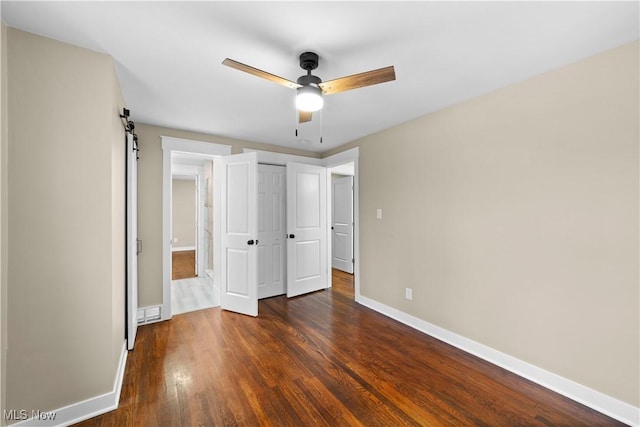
(257, 164, 286, 299)
(217, 153, 327, 317)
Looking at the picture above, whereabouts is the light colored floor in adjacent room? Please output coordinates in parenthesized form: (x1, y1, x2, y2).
(171, 276, 218, 315)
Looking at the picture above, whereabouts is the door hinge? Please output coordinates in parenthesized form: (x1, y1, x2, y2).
(352, 258, 355, 264)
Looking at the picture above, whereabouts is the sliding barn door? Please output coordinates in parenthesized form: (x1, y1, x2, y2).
(286, 162, 328, 298)
(216, 152, 258, 316)
(126, 133, 139, 350)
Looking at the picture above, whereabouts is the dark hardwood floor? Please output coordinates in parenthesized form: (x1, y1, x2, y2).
(76, 269, 623, 426)
(172, 250, 196, 280)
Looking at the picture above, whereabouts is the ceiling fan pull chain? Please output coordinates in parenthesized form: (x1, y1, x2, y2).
(320, 108, 323, 143)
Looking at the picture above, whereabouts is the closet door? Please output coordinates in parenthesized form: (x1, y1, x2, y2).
(286, 162, 328, 298)
(257, 165, 286, 299)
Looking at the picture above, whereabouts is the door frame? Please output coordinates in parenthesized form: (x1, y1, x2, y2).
(161, 136, 231, 320)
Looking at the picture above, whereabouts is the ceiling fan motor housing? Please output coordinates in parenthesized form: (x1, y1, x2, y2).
(299, 51, 319, 71)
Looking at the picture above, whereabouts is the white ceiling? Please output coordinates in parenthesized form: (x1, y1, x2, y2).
(2, 1, 638, 153)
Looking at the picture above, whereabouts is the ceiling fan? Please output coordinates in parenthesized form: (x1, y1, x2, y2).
(222, 52, 396, 123)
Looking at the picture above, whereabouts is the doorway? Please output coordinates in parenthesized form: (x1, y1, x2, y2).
(161, 137, 232, 320)
(170, 153, 217, 315)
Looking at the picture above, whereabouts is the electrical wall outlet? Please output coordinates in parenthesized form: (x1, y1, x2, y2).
(376, 209, 383, 219)
(405, 288, 413, 300)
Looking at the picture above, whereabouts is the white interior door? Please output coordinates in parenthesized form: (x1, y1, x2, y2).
(215, 152, 258, 316)
(126, 133, 138, 350)
(332, 175, 354, 273)
(257, 164, 286, 299)
(286, 162, 328, 298)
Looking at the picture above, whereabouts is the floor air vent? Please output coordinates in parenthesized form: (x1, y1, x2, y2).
(137, 306, 162, 324)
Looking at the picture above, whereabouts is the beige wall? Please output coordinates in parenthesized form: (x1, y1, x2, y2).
(109, 60, 126, 378)
(136, 123, 321, 306)
(325, 42, 639, 406)
(172, 178, 197, 248)
(5, 28, 126, 414)
(0, 19, 7, 426)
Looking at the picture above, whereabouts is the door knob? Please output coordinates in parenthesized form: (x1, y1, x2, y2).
(289, 234, 295, 239)
(247, 239, 255, 245)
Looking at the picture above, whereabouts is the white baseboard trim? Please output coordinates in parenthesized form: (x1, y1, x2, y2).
(171, 246, 195, 252)
(356, 295, 639, 427)
(10, 341, 128, 427)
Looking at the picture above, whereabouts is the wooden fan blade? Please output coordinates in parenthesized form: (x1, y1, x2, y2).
(319, 66, 396, 95)
(298, 111, 312, 123)
(222, 58, 301, 90)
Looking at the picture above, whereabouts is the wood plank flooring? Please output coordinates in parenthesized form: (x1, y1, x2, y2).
(76, 270, 624, 426)
(172, 250, 196, 280)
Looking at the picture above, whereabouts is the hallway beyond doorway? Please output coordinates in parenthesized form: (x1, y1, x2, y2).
(172, 250, 196, 280)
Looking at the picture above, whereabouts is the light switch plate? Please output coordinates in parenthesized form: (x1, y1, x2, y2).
(376, 209, 383, 219)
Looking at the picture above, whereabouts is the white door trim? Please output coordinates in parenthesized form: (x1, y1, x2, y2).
(161, 136, 231, 320)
